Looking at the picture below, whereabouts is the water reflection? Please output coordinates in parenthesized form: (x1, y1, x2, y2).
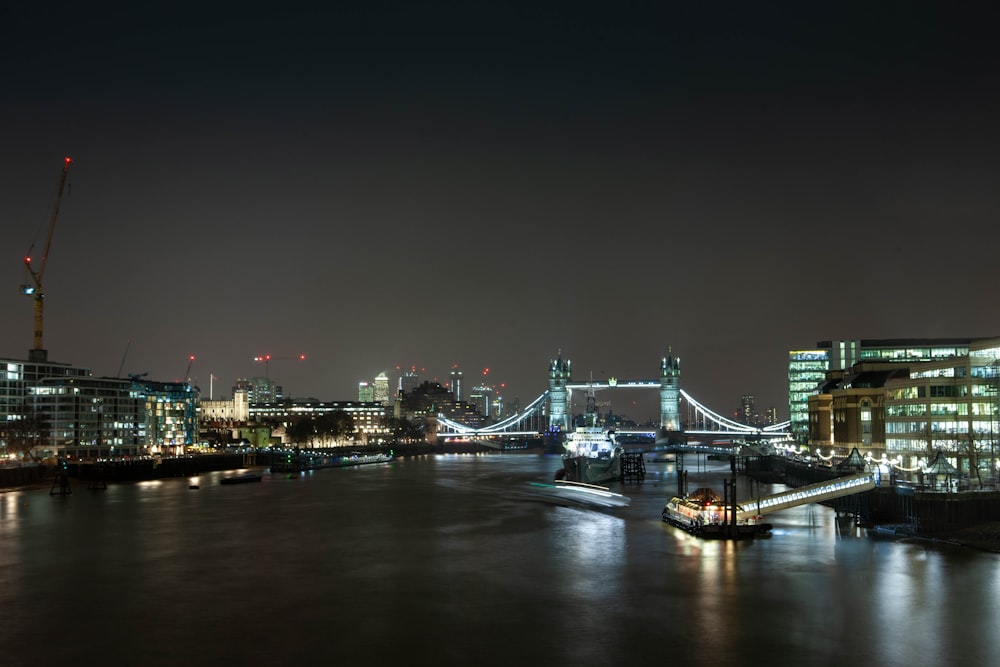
(1, 455, 998, 667)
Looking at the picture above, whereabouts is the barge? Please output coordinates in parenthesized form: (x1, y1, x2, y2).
(662, 487, 771, 539)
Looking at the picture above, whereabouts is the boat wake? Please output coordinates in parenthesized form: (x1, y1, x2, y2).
(519, 480, 632, 510)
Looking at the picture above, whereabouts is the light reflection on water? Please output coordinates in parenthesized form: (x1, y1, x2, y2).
(0, 455, 998, 666)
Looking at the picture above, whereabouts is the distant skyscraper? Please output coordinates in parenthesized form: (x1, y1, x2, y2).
(449, 366, 463, 401)
(374, 372, 390, 405)
(469, 383, 492, 418)
(358, 381, 374, 402)
(399, 367, 419, 396)
(765, 406, 777, 425)
(740, 394, 755, 424)
(234, 377, 280, 404)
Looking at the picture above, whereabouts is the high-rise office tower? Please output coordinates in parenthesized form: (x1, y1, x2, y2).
(449, 366, 463, 402)
(374, 372, 390, 405)
(399, 367, 419, 396)
(358, 381, 375, 402)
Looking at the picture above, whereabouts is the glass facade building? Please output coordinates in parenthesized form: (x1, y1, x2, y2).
(1, 356, 197, 460)
(883, 338, 1000, 479)
(788, 350, 830, 442)
(791, 338, 980, 445)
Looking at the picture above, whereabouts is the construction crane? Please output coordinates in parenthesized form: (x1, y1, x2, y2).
(253, 353, 306, 381)
(183, 355, 195, 384)
(21, 156, 73, 362)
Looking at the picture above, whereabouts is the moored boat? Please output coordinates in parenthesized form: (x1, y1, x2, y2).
(558, 384, 622, 484)
(661, 487, 771, 539)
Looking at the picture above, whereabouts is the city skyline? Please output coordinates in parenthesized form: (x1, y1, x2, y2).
(3, 3, 998, 421)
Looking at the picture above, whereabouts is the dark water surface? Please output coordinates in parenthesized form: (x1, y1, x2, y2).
(2, 454, 998, 667)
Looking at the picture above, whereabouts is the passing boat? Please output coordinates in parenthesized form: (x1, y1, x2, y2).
(661, 487, 771, 539)
(219, 473, 263, 485)
(526, 480, 631, 509)
(558, 384, 623, 484)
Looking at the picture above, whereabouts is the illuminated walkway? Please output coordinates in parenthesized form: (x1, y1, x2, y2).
(736, 472, 876, 520)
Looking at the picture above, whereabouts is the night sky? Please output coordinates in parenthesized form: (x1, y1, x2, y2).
(2, 2, 998, 421)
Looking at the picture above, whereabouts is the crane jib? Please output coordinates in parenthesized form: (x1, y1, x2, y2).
(22, 156, 72, 359)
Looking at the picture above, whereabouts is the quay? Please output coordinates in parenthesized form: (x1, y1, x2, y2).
(1, 442, 495, 490)
(269, 450, 393, 473)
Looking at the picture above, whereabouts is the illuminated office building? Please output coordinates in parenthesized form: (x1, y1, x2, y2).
(358, 381, 375, 403)
(740, 394, 755, 425)
(790, 338, 978, 444)
(374, 372, 390, 405)
(883, 337, 1000, 478)
(233, 377, 282, 403)
(1, 356, 196, 459)
(251, 399, 391, 446)
(449, 366, 463, 402)
(788, 349, 831, 443)
(469, 383, 492, 419)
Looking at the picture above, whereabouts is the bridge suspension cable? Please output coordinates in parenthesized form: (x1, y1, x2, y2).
(680, 389, 756, 432)
(437, 391, 548, 435)
(435, 385, 791, 439)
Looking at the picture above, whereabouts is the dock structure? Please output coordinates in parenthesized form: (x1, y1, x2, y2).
(620, 451, 645, 483)
(50, 464, 72, 496)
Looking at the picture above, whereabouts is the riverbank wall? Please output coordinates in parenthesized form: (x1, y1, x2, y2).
(0, 465, 49, 489)
(0, 441, 511, 489)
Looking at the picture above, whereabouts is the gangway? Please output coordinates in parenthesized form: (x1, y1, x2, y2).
(736, 472, 876, 521)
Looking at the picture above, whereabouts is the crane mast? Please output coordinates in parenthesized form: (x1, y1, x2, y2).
(22, 156, 72, 362)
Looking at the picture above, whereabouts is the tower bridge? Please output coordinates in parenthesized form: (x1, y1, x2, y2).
(435, 352, 792, 450)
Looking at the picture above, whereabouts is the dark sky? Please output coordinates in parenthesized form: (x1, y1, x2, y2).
(2, 1, 999, 421)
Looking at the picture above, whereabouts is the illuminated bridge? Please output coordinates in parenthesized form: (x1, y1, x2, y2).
(435, 352, 791, 451)
(735, 472, 877, 520)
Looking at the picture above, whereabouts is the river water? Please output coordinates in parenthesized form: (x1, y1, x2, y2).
(1, 453, 998, 667)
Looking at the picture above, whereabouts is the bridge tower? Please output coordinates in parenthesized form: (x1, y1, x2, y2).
(660, 350, 681, 431)
(547, 353, 571, 434)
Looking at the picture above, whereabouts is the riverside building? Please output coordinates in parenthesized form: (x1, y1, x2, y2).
(250, 400, 391, 446)
(1, 356, 197, 460)
(883, 337, 1000, 480)
(790, 338, 979, 444)
(803, 337, 1000, 483)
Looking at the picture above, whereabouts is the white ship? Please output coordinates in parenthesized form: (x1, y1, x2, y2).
(557, 384, 622, 484)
